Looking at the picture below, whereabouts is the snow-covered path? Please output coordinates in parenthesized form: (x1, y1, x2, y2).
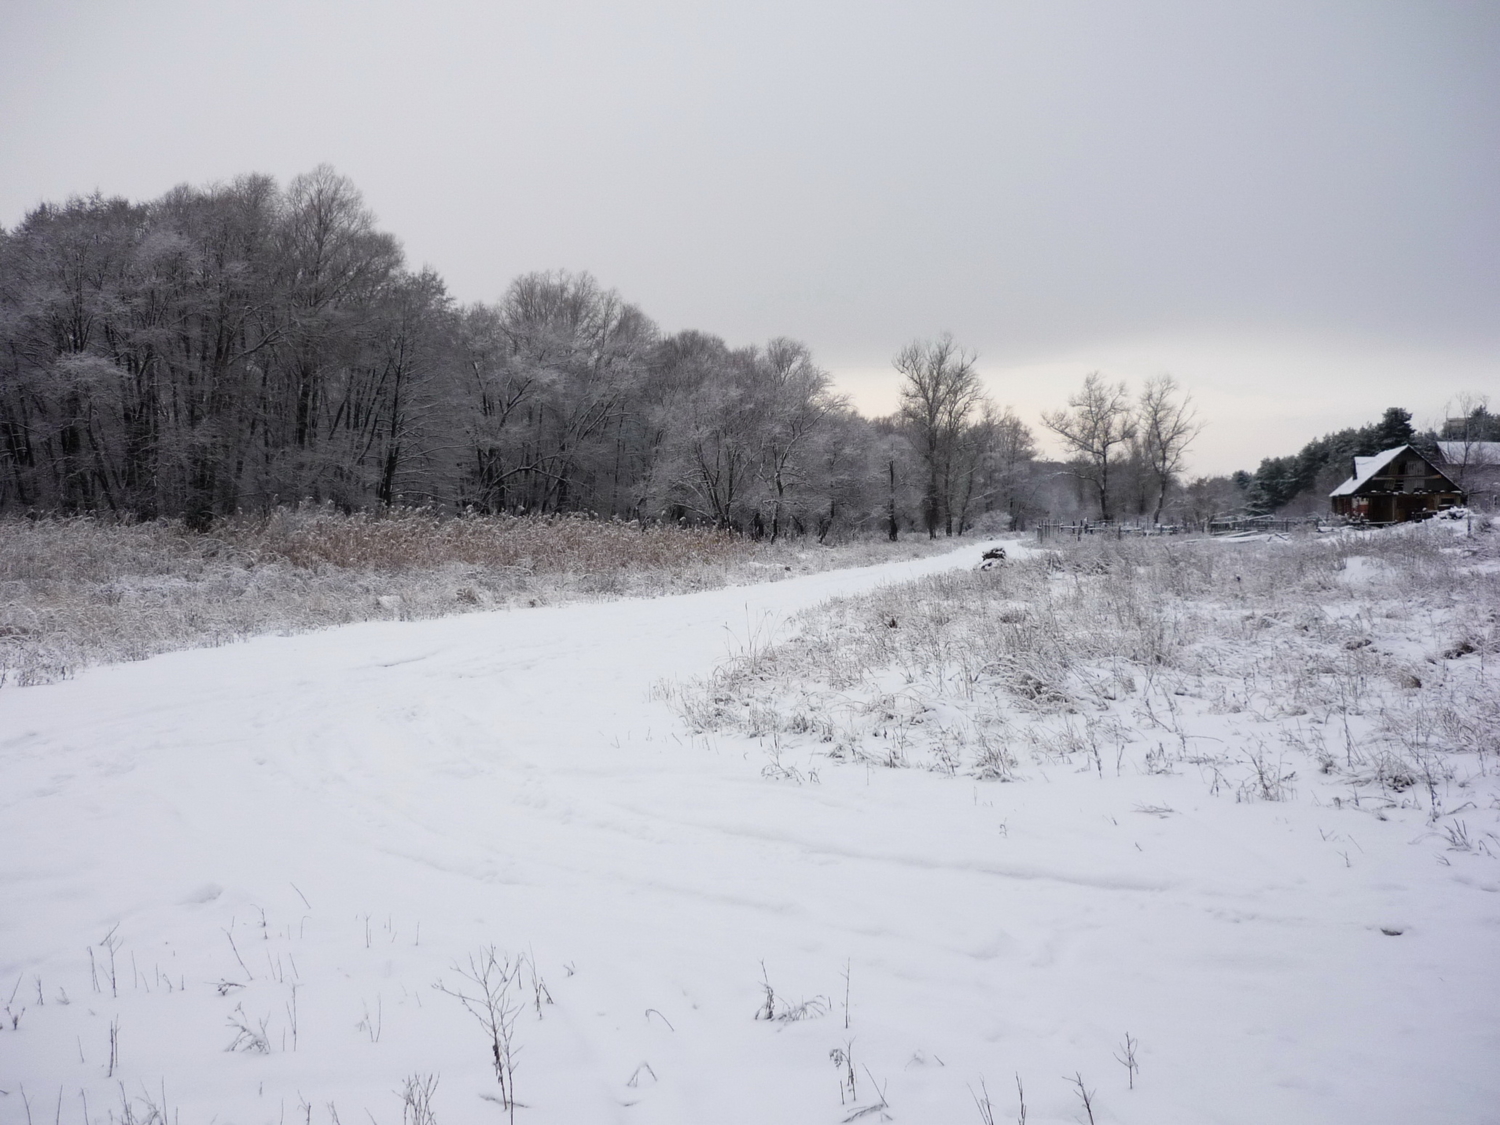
(2, 541, 1497, 1125)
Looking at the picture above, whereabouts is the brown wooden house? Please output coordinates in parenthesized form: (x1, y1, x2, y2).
(1329, 445, 1466, 523)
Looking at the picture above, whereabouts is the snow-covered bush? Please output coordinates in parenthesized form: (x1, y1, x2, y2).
(675, 525, 1500, 811)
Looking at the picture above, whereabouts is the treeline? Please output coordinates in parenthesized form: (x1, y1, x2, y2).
(0, 167, 1058, 537)
(1243, 407, 1418, 515)
(1242, 404, 1500, 515)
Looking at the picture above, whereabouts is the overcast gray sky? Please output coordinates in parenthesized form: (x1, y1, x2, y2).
(2, 0, 1495, 473)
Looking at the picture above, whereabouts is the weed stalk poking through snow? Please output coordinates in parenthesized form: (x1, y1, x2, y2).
(1068, 1072, 1097, 1124)
(399, 1072, 439, 1125)
(1115, 1032, 1139, 1089)
(435, 948, 528, 1123)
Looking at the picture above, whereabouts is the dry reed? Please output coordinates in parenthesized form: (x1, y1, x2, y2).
(0, 507, 949, 687)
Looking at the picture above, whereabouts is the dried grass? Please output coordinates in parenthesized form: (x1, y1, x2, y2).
(0, 507, 950, 687)
(677, 523, 1500, 804)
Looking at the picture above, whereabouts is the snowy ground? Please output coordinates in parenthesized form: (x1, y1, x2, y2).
(1, 536, 1497, 1125)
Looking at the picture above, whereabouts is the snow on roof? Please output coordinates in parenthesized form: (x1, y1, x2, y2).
(1437, 440, 1500, 466)
(1329, 445, 1411, 498)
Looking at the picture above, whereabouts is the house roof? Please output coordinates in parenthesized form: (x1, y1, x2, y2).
(1329, 446, 1409, 498)
(1437, 441, 1500, 467)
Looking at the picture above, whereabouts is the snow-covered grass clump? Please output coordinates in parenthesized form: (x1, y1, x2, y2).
(676, 525, 1499, 817)
(0, 508, 946, 687)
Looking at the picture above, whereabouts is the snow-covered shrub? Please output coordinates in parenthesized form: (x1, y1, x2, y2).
(678, 525, 1500, 803)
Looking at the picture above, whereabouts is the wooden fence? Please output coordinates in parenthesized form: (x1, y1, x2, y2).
(1034, 516, 1330, 543)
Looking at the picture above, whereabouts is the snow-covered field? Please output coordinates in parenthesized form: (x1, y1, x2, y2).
(2, 531, 1497, 1125)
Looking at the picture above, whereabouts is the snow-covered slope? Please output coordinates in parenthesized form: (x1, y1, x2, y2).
(1, 539, 1496, 1125)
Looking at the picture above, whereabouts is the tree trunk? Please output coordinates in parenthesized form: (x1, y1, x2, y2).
(887, 458, 899, 541)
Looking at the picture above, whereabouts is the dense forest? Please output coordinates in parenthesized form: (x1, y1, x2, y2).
(0, 168, 1053, 536)
(14, 165, 1460, 535)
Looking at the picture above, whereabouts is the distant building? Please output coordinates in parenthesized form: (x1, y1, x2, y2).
(1329, 445, 1465, 523)
(1434, 441, 1500, 510)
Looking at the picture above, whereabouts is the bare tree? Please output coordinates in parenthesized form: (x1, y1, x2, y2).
(683, 357, 760, 530)
(755, 338, 838, 541)
(969, 405, 1038, 530)
(948, 404, 995, 535)
(895, 334, 985, 537)
(866, 416, 916, 542)
(950, 403, 1036, 534)
(800, 406, 877, 542)
(1135, 375, 1201, 523)
(644, 332, 765, 531)
(1438, 391, 1493, 495)
(456, 301, 542, 512)
(1042, 372, 1136, 521)
(455, 271, 654, 515)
